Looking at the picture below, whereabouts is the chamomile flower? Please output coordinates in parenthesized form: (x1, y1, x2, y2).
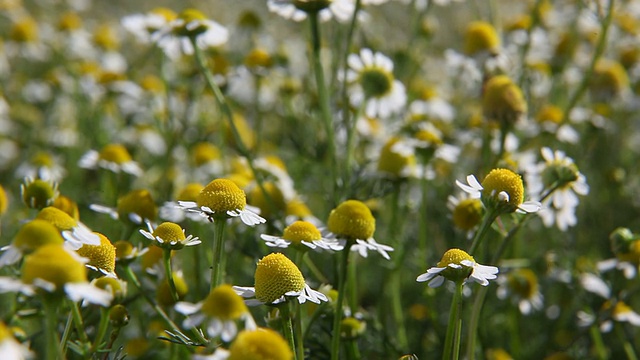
(175, 284, 257, 342)
(35, 206, 101, 250)
(20, 177, 59, 209)
(121, 8, 177, 44)
(267, 0, 355, 23)
(0, 321, 33, 359)
(90, 189, 158, 225)
(447, 193, 483, 233)
(233, 253, 328, 306)
(326, 200, 394, 260)
(177, 178, 266, 226)
(416, 248, 499, 287)
(76, 233, 117, 278)
(199, 327, 293, 360)
(140, 221, 201, 250)
(15, 151, 66, 182)
(0, 244, 113, 306)
(152, 9, 229, 60)
(345, 48, 407, 118)
(0, 220, 64, 267)
(159, 183, 207, 223)
(456, 168, 542, 214)
(260, 220, 342, 251)
(597, 228, 640, 279)
(496, 268, 544, 315)
(78, 143, 143, 176)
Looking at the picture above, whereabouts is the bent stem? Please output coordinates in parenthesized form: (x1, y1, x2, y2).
(331, 242, 353, 360)
(442, 281, 464, 360)
(211, 218, 227, 289)
(163, 249, 179, 302)
(280, 301, 298, 360)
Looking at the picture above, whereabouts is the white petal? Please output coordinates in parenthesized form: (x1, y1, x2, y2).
(232, 286, 256, 298)
(580, 273, 610, 299)
(65, 282, 113, 306)
(175, 301, 202, 315)
(428, 276, 445, 288)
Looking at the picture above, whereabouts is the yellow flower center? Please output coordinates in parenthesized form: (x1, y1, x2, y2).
(142, 246, 165, 270)
(482, 75, 527, 125)
(612, 301, 634, 317)
(153, 222, 186, 242)
(22, 244, 87, 287)
(507, 268, 539, 299)
(245, 48, 273, 69)
(117, 189, 157, 222)
(191, 142, 221, 167)
(285, 199, 313, 219)
(140, 75, 165, 93)
(31, 152, 54, 168)
(591, 60, 629, 99)
(52, 195, 79, 220)
(0, 322, 10, 342)
(99, 144, 133, 164)
(114, 240, 134, 260)
(536, 105, 563, 125)
(437, 248, 475, 268)
(254, 253, 305, 304)
(228, 328, 293, 360)
(174, 9, 209, 37)
(327, 200, 376, 241)
(14, 220, 64, 253)
(93, 24, 119, 51)
(76, 233, 116, 274)
(151, 7, 178, 22)
(452, 198, 483, 231)
(94, 276, 126, 299)
(359, 67, 393, 99)
(0, 184, 8, 215)
(464, 21, 500, 56)
(249, 182, 286, 219)
(10, 17, 39, 43)
(340, 317, 366, 339)
(377, 137, 416, 178)
(282, 221, 322, 244)
(618, 241, 640, 264)
(176, 183, 204, 202)
(196, 179, 247, 214)
(157, 274, 188, 306)
(22, 178, 58, 209)
(201, 284, 248, 321)
(36, 206, 77, 231)
(481, 168, 525, 208)
(58, 11, 82, 31)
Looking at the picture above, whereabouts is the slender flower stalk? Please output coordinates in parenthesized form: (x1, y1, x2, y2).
(279, 302, 299, 360)
(163, 249, 179, 302)
(331, 242, 352, 360)
(43, 297, 63, 360)
(90, 307, 111, 354)
(211, 219, 227, 289)
(443, 281, 464, 360)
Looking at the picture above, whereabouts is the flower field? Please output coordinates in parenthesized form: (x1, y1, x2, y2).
(0, 0, 639, 359)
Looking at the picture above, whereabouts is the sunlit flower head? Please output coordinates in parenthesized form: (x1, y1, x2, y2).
(0, 244, 113, 306)
(496, 268, 544, 315)
(464, 21, 501, 57)
(0, 184, 7, 216)
(267, 0, 355, 23)
(416, 248, 499, 287)
(447, 193, 483, 232)
(121, 8, 177, 44)
(78, 144, 143, 177)
(482, 75, 527, 126)
(233, 253, 328, 306)
(113, 240, 149, 265)
(597, 228, 640, 279)
(159, 183, 207, 223)
(76, 233, 117, 278)
(260, 220, 343, 251)
(377, 136, 418, 179)
(91, 189, 158, 225)
(205, 327, 293, 360)
(345, 48, 407, 118)
(140, 221, 201, 250)
(16, 151, 66, 182)
(175, 284, 257, 342)
(20, 177, 59, 209)
(0, 219, 65, 267)
(152, 8, 229, 59)
(0, 321, 33, 359)
(36, 206, 101, 250)
(590, 59, 629, 102)
(177, 178, 266, 226)
(456, 168, 541, 214)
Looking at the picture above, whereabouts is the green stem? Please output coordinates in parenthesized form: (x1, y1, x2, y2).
(303, 254, 329, 284)
(331, 242, 353, 360)
(211, 218, 227, 289)
(308, 11, 337, 202)
(468, 207, 500, 256)
(295, 301, 305, 360)
(616, 323, 639, 360)
(59, 312, 73, 354)
(43, 297, 63, 360)
(280, 302, 298, 360)
(560, 0, 614, 125)
(70, 300, 90, 344)
(346, 339, 361, 360)
(90, 307, 111, 355)
(589, 324, 608, 360)
(388, 183, 408, 350)
(443, 281, 464, 360)
(163, 249, 179, 303)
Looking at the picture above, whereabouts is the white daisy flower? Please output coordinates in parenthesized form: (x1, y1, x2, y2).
(78, 144, 142, 177)
(121, 8, 177, 44)
(267, 0, 356, 23)
(345, 48, 407, 118)
(496, 268, 544, 315)
(0, 321, 33, 359)
(416, 248, 499, 288)
(260, 220, 343, 251)
(140, 221, 201, 250)
(175, 284, 257, 342)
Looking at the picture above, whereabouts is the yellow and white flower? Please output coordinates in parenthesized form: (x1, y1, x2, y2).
(416, 248, 499, 287)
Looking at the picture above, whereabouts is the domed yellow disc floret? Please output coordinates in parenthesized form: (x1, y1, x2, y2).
(10, 17, 39, 43)
(22, 178, 58, 209)
(52, 195, 80, 220)
(482, 75, 527, 125)
(254, 253, 305, 304)
(191, 142, 221, 167)
(117, 189, 157, 222)
(99, 144, 133, 164)
(536, 105, 563, 125)
(464, 21, 500, 56)
(507, 268, 539, 299)
(452, 198, 483, 231)
(94, 276, 126, 299)
(36, 206, 77, 231)
(14, 219, 65, 253)
(437, 248, 475, 268)
(77, 233, 116, 274)
(282, 221, 322, 244)
(228, 328, 293, 360)
(327, 200, 376, 241)
(176, 183, 204, 202)
(481, 168, 525, 208)
(153, 222, 186, 242)
(174, 9, 208, 37)
(197, 179, 247, 214)
(0, 184, 8, 215)
(22, 244, 87, 287)
(245, 48, 273, 69)
(590, 60, 629, 101)
(201, 284, 248, 320)
(377, 137, 416, 178)
(286, 199, 313, 219)
(151, 7, 178, 22)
